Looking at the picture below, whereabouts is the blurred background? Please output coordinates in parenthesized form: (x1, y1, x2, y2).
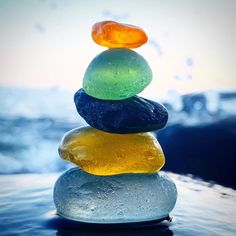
(0, 0, 236, 188)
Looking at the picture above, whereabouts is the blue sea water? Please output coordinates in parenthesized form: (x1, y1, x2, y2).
(0, 86, 236, 174)
(0, 86, 236, 235)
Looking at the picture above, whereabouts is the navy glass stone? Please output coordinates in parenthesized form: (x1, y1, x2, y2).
(74, 89, 168, 134)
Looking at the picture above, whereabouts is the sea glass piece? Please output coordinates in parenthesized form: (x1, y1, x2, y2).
(74, 89, 168, 133)
(58, 126, 165, 176)
(92, 20, 148, 48)
(53, 168, 177, 224)
(83, 48, 152, 100)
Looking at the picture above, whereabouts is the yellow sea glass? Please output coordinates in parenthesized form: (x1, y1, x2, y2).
(59, 126, 165, 176)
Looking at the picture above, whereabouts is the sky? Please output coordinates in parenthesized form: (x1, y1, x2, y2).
(0, 0, 236, 97)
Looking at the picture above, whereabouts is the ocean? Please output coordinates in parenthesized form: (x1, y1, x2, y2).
(0, 86, 236, 235)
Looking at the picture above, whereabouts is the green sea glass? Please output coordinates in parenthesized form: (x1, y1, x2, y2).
(83, 48, 152, 100)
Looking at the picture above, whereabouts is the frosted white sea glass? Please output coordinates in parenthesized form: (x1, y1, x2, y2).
(53, 168, 177, 224)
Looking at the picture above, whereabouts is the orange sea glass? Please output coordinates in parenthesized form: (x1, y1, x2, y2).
(92, 21, 148, 48)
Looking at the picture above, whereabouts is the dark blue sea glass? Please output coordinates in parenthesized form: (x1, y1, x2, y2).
(74, 89, 168, 134)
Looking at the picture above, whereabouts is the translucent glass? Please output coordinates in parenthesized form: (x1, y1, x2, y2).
(54, 168, 177, 224)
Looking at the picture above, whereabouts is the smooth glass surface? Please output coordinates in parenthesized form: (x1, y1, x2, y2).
(59, 126, 165, 176)
(92, 20, 148, 48)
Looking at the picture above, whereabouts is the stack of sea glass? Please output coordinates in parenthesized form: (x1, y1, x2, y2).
(53, 21, 177, 224)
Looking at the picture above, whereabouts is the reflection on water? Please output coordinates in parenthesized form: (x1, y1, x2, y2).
(0, 172, 235, 236)
(46, 217, 173, 236)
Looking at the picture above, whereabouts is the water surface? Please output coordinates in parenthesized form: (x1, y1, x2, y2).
(0, 172, 235, 236)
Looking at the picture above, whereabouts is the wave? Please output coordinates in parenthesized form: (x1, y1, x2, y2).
(0, 86, 236, 187)
(1, 86, 235, 124)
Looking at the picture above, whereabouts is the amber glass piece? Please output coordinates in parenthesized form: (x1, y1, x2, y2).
(92, 21, 148, 48)
(59, 126, 165, 176)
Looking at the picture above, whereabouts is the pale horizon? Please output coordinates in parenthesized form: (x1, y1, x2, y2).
(0, 0, 236, 97)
